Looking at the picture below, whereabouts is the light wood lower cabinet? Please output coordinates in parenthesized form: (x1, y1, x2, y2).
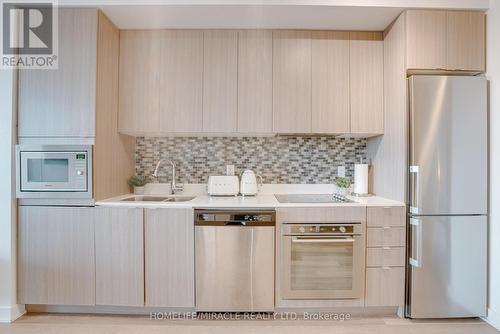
(364, 206, 406, 307)
(365, 267, 405, 307)
(145, 208, 195, 307)
(18, 206, 95, 305)
(95, 207, 144, 306)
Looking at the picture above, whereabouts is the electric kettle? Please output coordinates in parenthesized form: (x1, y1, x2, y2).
(240, 170, 262, 196)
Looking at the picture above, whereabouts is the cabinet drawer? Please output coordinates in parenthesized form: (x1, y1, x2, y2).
(367, 206, 405, 227)
(367, 227, 405, 247)
(365, 267, 405, 307)
(277, 207, 366, 223)
(367, 247, 405, 267)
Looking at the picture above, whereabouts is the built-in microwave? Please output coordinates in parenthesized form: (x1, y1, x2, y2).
(16, 145, 93, 202)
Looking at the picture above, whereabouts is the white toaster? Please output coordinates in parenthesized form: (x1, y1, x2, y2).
(207, 176, 239, 196)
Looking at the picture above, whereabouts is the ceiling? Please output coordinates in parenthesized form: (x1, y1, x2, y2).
(100, 5, 402, 30)
(60, 0, 489, 30)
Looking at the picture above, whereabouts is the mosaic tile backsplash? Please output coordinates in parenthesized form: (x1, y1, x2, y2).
(136, 136, 366, 184)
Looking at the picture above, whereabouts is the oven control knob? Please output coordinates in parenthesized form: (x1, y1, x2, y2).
(299, 227, 305, 233)
(339, 226, 346, 233)
(77, 170, 84, 176)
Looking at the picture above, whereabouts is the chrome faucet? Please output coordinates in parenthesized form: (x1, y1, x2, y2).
(152, 159, 184, 195)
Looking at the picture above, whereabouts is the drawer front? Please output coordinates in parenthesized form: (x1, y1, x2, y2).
(367, 227, 405, 247)
(277, 207, 366, 223)
(367, 206, 405, 227)
(367, 247, 405, 267)
(365, 267, 405, 307)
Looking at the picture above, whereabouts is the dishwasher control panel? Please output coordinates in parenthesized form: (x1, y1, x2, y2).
(195, 210, 276, 226)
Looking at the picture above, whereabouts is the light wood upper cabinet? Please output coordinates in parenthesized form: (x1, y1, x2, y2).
(349, 32, 384, 135)
(203, 30, 238, 133)
(238, 30, 273, 133)
(405, 10, 485, 72)
(160, 30, 203, 133)
(18, 9, 97, 138)
(311, 31, 350, 134)
(119, 30, 161, 134)
(273, 30, 312, 134)
(18, 207, 95, 305)
(446, 11, 485, 72)
(145, 208, 195, 307)
(406, 10, 447, 70)
(95, 207, 144, 307)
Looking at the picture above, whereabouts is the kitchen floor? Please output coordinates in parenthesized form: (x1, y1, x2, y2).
(1, 314, 497, 334)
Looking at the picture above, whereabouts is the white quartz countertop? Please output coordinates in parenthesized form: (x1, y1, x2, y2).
(96, 193, 404, 209)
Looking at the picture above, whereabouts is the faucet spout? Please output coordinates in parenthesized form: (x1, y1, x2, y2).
(153, 159, 183, 195)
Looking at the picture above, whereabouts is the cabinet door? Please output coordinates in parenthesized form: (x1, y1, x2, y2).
(365, 267, 405, 307)
(349, 32, 384, 135)
(95, 207, 144, 306)
(119, 30, 161, 134)
(202, 30, 238, 133)
(18, 9, 97, 137)
(160, 30, 203, 133)
(406, 10, 447, 70)
(446, 11, 485, 72)
(238, 30, 273, 133)
(145, 208, 195, 307)
(311, 31, 350, 134)
(18, 206, 95, 305)
(273, 30, 312, 133)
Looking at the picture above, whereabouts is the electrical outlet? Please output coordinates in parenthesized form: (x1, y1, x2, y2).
(226, 165, 235, 176)
(337, 166, 346, 178)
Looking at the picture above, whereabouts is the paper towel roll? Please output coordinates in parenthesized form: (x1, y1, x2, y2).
(354, 164, 369, 195)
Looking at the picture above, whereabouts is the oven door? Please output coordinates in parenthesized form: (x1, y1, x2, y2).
(19, 151, 88, 192)
(281, 234, 365, 299)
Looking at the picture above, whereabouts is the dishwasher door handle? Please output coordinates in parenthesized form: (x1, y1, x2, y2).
(225, 221, 246, 226)
(292, 237, 355, 243)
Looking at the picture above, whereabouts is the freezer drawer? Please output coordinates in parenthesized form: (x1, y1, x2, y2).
(407, 215, 487, 318)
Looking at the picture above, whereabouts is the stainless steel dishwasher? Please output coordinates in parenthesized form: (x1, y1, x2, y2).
(194, 210, 275, 312)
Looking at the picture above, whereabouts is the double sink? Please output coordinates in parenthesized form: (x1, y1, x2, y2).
(120, 195, 195, 203)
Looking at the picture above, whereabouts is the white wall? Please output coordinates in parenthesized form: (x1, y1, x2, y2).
(0, 69, 25, 322)
(487, 0, 500, 330)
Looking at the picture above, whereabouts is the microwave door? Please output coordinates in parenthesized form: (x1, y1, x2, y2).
(20, 152, 86, 192)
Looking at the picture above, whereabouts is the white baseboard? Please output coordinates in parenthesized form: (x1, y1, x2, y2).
(0, 304, 26, 323)
(484, 307, 500, 331)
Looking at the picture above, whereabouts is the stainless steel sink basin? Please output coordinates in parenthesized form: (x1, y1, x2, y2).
(120, 195, 195, 202)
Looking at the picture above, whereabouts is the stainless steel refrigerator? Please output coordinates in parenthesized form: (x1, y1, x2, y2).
(406, 75, 488, 318)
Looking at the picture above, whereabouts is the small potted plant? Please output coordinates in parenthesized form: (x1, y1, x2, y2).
(127, 175, 148, 195)
(335, 177, 352, 196)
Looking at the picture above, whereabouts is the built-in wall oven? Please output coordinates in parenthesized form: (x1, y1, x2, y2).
(16, 145, 93, 205)
(281, 222, 365, 299)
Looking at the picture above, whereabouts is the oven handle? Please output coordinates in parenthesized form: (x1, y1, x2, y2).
(291, 237, 355, 243)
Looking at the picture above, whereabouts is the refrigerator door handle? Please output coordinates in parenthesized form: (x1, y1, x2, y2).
(409, 217, 422, 268)
(409, 166, 419, 214)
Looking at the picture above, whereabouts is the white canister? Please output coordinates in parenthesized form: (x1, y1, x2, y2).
(353, 164, 369, 195)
